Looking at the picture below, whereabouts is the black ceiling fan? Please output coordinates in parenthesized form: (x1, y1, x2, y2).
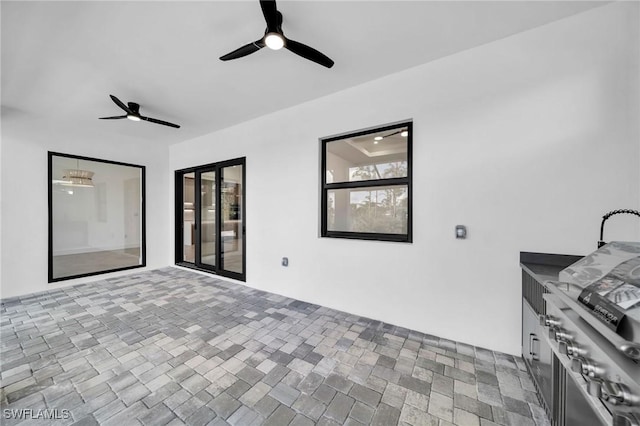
(99, 95, 180, 128)
(219, 0, 334, 69)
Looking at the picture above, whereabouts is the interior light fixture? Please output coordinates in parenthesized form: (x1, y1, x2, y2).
(62, 161, 94, 188)
(374, 136, 383, 141)
(62, 170, 94, 188)
(400, 130, 409, 137)
(127, 115, 141, 122)
(265, 33, 285, 50)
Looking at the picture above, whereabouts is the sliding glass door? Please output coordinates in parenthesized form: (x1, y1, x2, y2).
(221, 164, 243, 274)
(200, 170, 217, 269)
(175, 158, 245, 281)
(182, 172, 195, 263)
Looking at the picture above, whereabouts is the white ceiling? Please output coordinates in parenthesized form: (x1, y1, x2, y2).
(1, 1, 607, 148)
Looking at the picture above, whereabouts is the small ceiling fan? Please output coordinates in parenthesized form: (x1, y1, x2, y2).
(219, 0, 334, 69)
(99, 95, 180, 128)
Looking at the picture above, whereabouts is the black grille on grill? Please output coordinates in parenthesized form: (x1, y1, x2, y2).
(522, 270, 547, 316)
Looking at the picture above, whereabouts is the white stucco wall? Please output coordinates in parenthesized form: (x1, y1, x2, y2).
(169, 3, 640, 355)
(0, 136, 171, 298)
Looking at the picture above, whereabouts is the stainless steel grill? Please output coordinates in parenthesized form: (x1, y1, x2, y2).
(540, 242, 640, 425)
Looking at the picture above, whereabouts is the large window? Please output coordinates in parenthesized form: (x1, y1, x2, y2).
(321, 122, 412, 242)
(48, 152, 145, 282)
(175, 158, 245, 281)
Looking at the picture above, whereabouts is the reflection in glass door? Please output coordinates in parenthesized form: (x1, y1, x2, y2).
(175, 158, 245, 281)
(200, 171, 216, 268)
(182, 173, 195, 263)
(221, 164, 243, 274)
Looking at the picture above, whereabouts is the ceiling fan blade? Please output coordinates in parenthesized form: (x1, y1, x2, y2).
(382, 130, 401, 138)
(285, 38, 334, 68)
(99, 115, 127, 120)
(109, 95, 133, 114)
(141, 116, 180, 129)
(260, 0, 279, 29)
(220, 40, 264, 61)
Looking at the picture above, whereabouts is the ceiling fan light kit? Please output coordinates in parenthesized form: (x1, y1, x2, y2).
(265, 33, 285, 50)
(220, 0, 334, 68)
(99, 95, 180, 128)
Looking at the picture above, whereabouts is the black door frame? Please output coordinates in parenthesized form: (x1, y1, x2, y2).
(175, 157, 246, 281)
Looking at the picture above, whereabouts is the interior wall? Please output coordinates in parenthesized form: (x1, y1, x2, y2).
(170, 3, 639, 355)
(0, 135, 171, 299)
(51, 157, 142, 254)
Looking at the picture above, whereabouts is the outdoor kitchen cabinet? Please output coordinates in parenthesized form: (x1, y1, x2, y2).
(520, 252, 583, 423)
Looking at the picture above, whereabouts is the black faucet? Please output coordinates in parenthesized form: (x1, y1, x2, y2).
(598, 209, 640, 248)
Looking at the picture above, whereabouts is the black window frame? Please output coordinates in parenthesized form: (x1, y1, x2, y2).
(48, 151, 146, 283)
(174, 157, 246, 282)
(320, 121, 413, 243)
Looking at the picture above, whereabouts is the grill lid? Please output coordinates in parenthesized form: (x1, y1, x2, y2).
(559, 241, 640, 331)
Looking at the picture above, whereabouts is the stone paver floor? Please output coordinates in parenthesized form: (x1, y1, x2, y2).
(1, 268, 549, 425)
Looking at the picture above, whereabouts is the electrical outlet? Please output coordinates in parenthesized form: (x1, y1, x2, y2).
(282, 257, 289, 267)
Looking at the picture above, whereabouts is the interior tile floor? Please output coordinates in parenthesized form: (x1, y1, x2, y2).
(1, 268, 549, 426)
(52, 248, 141, 280)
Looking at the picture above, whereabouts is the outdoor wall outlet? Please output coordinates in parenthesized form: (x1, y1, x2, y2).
(455, 225, 467, 239)
(282, 257, 289, 267)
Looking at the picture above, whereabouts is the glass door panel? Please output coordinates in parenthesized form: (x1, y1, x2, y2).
(199, 171, 216, 268)
(176, 158, 245, 281)
(183, 173, 195, 263)
(221, 165, 243, 275)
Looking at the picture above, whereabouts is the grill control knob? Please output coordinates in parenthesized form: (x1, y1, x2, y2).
(582, 360, 603, 378)
(621, 345, 640, 361)
(555, 331, 572, 342)
(602, 382, 638, 406)
(559, 341, 583, 359)
(613, 412, 640, 426)
(539, 314, 561, 328)
(568, 344, 585, 358)
(570, 357, 602, 377)
(548, 327, 571, 342)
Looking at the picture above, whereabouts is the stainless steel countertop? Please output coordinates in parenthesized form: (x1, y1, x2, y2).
(520, 251, 583, 284)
